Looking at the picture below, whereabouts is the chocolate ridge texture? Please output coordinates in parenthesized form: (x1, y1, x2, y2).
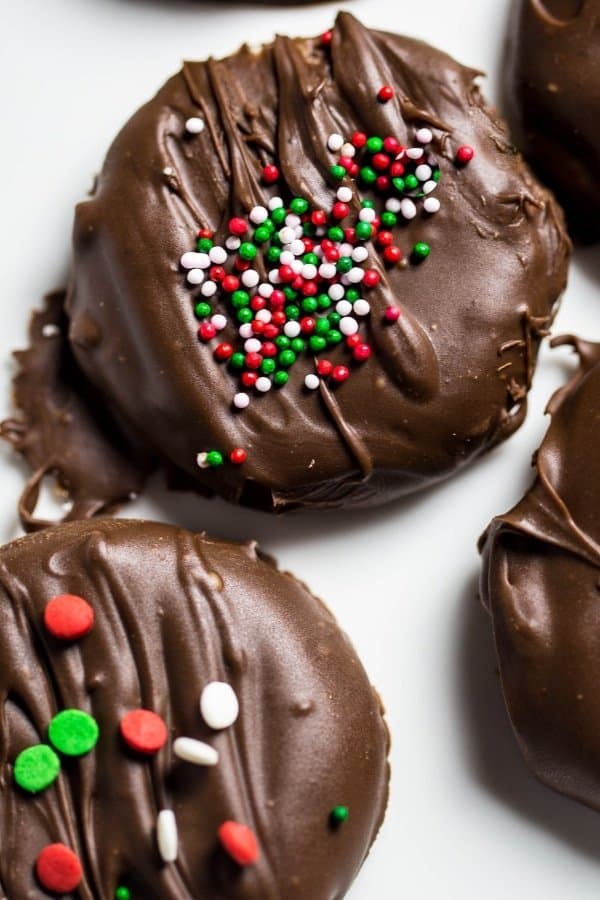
(505, 0, 600, 241)
(480, 336, 600, 811)
(4, 13, 569, 522)
(0, 517, 389, 897)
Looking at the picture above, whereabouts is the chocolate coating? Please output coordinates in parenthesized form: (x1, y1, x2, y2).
(26, 14, 569, 516)
(0, 518, 389, 897)
(480, 336, 600, 811)
(505, 0, 600, 241)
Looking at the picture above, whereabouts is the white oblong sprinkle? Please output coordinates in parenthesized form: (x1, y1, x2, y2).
(284, 320, 301, 338)
(255, 376, 271, 393)
(336, 186, 352, 203)
(173, 737, 219, 766)
(340, 316, 358, 336)
(180, 251, 209, 270)
(233, 392, 250, 410)
(424, 197, 441, 214)
(185, 117, 205, 135)
(157, 810, 178, 863)
(209, 246, 227, 265)
(304, 374, 320, 390)
(327, 133, 344, 152)
(186, 269, 205, 286)
(353, 299, 371, 316)
(200, 682, 239, 730)
(415, 164, 432, 182)
(400, 198, 417, 220)
(416, 127, 433, 144)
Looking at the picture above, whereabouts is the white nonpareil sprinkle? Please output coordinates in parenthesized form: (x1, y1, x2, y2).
(225, 236, 241, 251)
(341, 142, 356, 158)
(385, 198, 401, 213)
(336, 299, 352, 316)
(353, 299, 371, 316)
(258, 283, 273, 298)
(211, 314, 227, 331)
(233, 392, 250, 409)
(268, 270, 281, 284)
(255, 376, 272, 393)
(415, 164, 432, 182)
(423, 180, 438, 195)
(249, 206, 268, 225)
(279, 250, 295, 266)
(284, 320, 301, 338)
(285, 214, 301, 228)
(290, 239, 305, 257)
(157, 810, 178, 863)
(186, 269, 205, 286)
(268, 196, 284, 210)
(196, 452, 209, 469)
(339, 242, 353, 257)
(319, 263, 337, 280)
(185, 117, 205, 135)
(292, 259, 303, 275)
(336, 186, 352, 203)
(327, 133, 344, 152)
(416, 127, 433, 144)
(400, 198, 417, 220)
(358, 207, 376, 223)
(347, 267, 364, 284)
(244, 338, 261, 354)
(209, 245, 227, 265)
(180, 251, 210, 269)
(424, 197, 441, 214)
(340, 316, 359, 336)
(255, 309, 271, 323)
(238, 323, 253, 339)
(200, 681, 240, 730)
(304, 374, 320, 390)
(407, 147, 424, 160)
(42, 324, 61, 338)
(201, 281, 217, 297)
(173, 737, 219, 767)
(302, 264, 317, 280)
(279, 226, 295, 245)
(241, 269, 259, 288)
(351, 246, 369, 263)
(329, 284, 345, 302)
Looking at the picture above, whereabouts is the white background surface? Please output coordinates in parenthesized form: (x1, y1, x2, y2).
(2, 0, 600, 897)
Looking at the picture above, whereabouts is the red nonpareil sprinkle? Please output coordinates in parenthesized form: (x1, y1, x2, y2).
(199, 322, 217, 342)
(372, 153, 391, 171)
(210, 265, 225, 282)
(376, 230, 394, 248)
(271, 310, 286, 326)
(245, 352, 262, 370)
(311, 210, 327, 227)
(346, 333, 360, 349)
(36, 844, 83, 894)
(241, 371, 258, 388)
(120, 709, 168, 755)
(390, 161, 405, 178)
(317, 359, 333, 377)
(228, 217, 247, 236)
(351, 131, 367, 148)
(384, 305, 401, 322)
(291, 275, 304, 292)
(383, 136, 401, 155)
(222, 275, 240, 293)
(270, 290, 285, 308)
(234, 258, 250, 273)
(338, 155, 354, 172)
(353, 343, 372, 362)
(251, 319, 265, 334)
(44, 595, 94, 641)
(218, 822, 260, 867)
(261, 341, 277, 358)
(302, 238, 315, 252)
(456, 145, 475, 165)
(197, 228, 213, 240)
(332, 365, 350, 383)
(262, 164, 279, 184)
(348, 162, 360, 178)
(377, 85, 395, 102)
(332, 201, 350, 220)
(230, 448, 248, 465)
(250, 296, 267, 311)
(300, 316, 316, 334)
(321, 29, 333, 46)
(263, 324, 279, 339)
(214, 343, 233, 361)
(278, 265, 295, 283)
(376, 175, 390, 192)
(344, 227, 356, 244)
(325, 247, 340, 262)
(303, 280, 318, 297)
(363, 270, 380, 288)
(383, 246, 403, 265)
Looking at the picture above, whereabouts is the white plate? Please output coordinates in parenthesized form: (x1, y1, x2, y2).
(2, 0, 600, 897)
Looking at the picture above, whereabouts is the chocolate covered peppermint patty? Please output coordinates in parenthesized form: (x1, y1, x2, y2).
(0, 518, 389, 897)
(480, 337, 600, 811)
(5, 14, 569, 522)
(505, 0, 600, 241)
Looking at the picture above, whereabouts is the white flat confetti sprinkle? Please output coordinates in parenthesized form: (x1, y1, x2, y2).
(173, 737, 219, 767)
(157, 810, 178, 862)
(200, 682, 239, 730)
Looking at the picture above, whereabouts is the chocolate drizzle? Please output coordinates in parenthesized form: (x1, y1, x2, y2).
(480, 338, 600, 811)
(5, 14, 569, 519)
(0, 519, 389, 897)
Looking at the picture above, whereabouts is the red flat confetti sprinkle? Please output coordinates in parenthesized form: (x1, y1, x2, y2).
(384, 305, 401, 322)
(456, 145, 475, 165)
(218, 821, 260, 866)
(44, 595, 94, 641)
(36, 844, 82, 894)
(377, 85, 395, 102)
(332, 365, 350, 383)
(262, 164, 279, 184)
(230, 448, 247, 465)
(120, 709, 168, 755)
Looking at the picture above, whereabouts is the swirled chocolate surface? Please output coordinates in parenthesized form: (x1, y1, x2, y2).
(480, 337, 600, 811)
(505, 0, 600, 241)
(13, 13, 568, 517)
(0, 517, 389, 897)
